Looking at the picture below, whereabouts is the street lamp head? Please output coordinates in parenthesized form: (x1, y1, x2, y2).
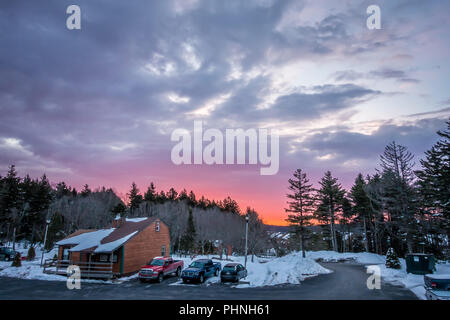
(46, 219, 51, 224)
(245, 214, 249, 222)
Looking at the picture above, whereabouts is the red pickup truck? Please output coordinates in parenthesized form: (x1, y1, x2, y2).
(138, 257, 184, 283)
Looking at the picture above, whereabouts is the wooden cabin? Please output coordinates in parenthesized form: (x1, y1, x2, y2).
(52, 217, 170, 279)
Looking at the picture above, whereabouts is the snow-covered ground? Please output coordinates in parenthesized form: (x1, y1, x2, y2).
(2, 243, 448, 298)
(169, 253, 332, 288)
(0, 242, 114, 284)
(305, 250, 450, 300)
(0, 248, 331, 288)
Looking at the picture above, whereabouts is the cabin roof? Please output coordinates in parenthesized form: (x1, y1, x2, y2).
(56, 217, 157, 253)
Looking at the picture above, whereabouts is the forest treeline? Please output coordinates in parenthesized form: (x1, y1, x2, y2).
(0, 120, 448, 259)
(0, 166, 267, 256)
(284, 120, 449, 259)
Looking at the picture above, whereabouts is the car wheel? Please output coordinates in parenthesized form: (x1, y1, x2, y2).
(199, 274, 204, 283)
(139, 278, 146, 283)
(158, 273, 164, 283)
(176, 267, 181, 278)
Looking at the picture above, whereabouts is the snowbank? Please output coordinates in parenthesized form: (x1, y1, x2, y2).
(306, 250, 450, 300)
(169, 253, 332, 288)
(306, 251, 385, 264)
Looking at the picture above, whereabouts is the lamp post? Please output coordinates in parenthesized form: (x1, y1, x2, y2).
(244, 214, 249, 269)
(40, 216, 51, 267)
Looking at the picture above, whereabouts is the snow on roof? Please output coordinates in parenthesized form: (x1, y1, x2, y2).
(56, 217, 155, 253)
(94, 231, 138, 253)
(125, 217, 147, 223)
(56, 229, 115, 252)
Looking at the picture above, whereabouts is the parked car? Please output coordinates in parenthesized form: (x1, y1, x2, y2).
(138, 257, 184, 283)
(181, 259, 221, 283)
(220, 263, 247, 283)
(424, 274, 450, 300)
(0, 247, 20, 261)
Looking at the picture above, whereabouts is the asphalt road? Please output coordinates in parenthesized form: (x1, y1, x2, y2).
(0, 262, 418, 300)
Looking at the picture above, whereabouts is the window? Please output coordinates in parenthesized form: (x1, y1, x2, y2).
(99, 254, 117, 263)
(161, 245, 166, 256)
(155, 221, 160, 232)
(62, 248, 70, 260)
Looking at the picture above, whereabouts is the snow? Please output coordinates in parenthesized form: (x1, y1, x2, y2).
(168, 253, 332, 288)
(307, 251, 385, 264)
(125, 217, 148, 223)
(94, 231, 138, 253)
(0, 242, 111, 284)
(306, 250, 450, 300)
(56, 228, 115, 252)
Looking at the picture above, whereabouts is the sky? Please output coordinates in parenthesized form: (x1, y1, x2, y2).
(0, 0, 449, 225)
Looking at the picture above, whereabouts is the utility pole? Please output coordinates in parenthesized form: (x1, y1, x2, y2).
(40, 213, 51, 267)
(244, 214, 249, 269)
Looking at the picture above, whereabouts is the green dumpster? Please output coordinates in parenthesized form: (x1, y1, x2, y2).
(405, 254, 436, 274)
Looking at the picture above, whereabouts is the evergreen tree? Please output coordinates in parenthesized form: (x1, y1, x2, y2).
(167, 188, 178, 201)
(415, 120, 449, 257)
(385, 247, 401, 269)
(350, 173, 372, 252)
(80, 184, 91, 197)
(144, 182, 157, 202)
(315, 171, 345, 252)
(27, 246, 36, 261)
(11, 252, 21, 267)
(188, 190, 197, 207)
(222, 196, 241, 214)
(45, 211, 65, 251)
(0, 165, 21, 231)
(379, 141, 419, 256)
(111, 202, 127, 218)
(178, 189, 188, 202)
(127, 182, 143, 214)
(285, 169, 315, 258)
(181, 208, 196, 253)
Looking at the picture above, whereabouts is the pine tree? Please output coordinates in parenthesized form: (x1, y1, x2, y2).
(379, 141, 419, 256)
(350, 173, 372, 252)
(315, 171, 346, 252)
(167, 188, 178, 201)
(111, 202, 127, 218)
(80, 184, 91, 197)
(45, 211, 65, 251)
(11, 252, 21, 267)
(415, 119, 449, 257)
(385, 247, 401, 269)
(127, 182, 143, 214)
(27, 246, 36, 261)
(285, 169, 315, 258)
(144, 182, 156, 202)
(0, 165, 21, 230)
(181, 208, 196, 254)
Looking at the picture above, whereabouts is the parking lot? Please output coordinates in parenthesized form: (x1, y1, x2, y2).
(0, 262, 418, 300)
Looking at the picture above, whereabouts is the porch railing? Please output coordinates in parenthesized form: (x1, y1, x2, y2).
(43, 258, 114, 279)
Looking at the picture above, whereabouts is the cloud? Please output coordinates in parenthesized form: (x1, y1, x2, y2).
(333, 68, 420, 84)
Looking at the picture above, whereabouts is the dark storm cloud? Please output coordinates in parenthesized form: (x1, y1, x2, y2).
(0, 0, 444, 181)
(299, 117, 446, 163)
(212, 82, 381, 124)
